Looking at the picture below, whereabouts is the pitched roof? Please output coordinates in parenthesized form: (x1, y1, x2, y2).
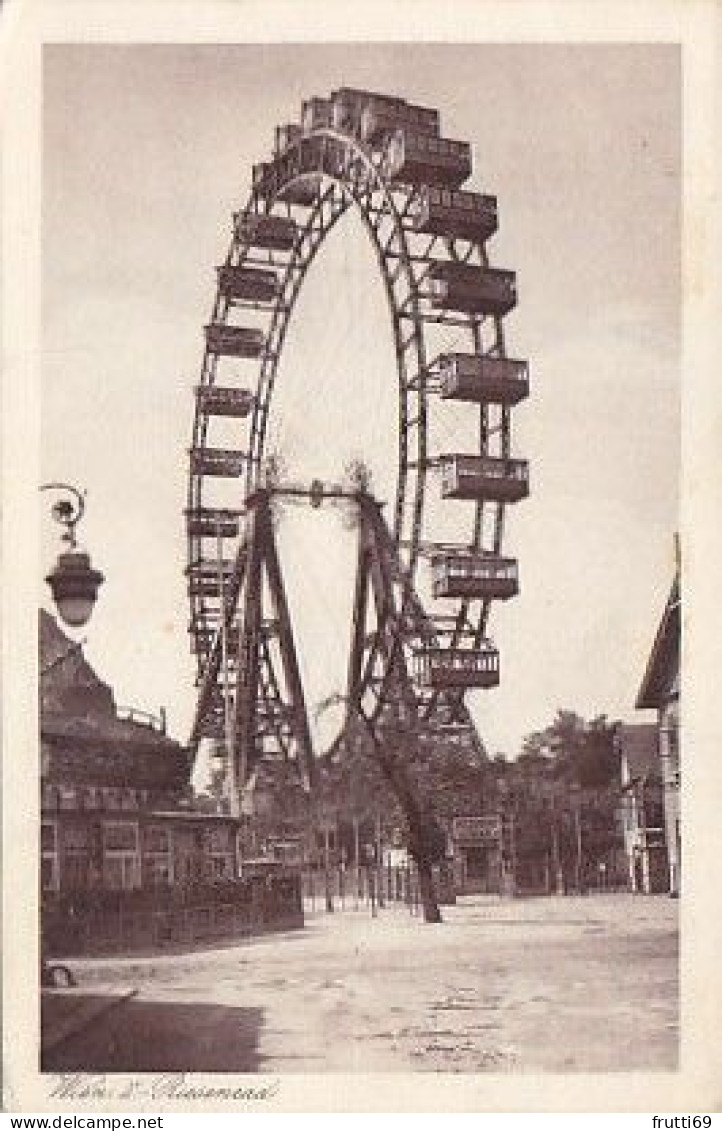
(39, 609, 186, 756)
(636, 573, 680, 709)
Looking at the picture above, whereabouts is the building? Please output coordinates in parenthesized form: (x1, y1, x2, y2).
(40, 609, 240, 895)
(618, 723, 669, 893)
(636, 571, 681, 895)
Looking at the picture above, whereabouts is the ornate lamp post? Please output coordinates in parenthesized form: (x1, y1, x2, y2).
(41, 483, 104, 628)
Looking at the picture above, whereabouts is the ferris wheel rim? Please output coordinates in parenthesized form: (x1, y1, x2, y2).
(186, 93, 520, 754)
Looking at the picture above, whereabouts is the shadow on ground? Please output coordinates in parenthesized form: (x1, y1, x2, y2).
(41, 993, 264, 1073)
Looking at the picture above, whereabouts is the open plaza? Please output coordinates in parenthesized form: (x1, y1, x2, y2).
(42, 892, 678, 1074)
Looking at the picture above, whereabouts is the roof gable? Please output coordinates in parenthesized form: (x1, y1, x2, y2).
(636, 574, 680, 709)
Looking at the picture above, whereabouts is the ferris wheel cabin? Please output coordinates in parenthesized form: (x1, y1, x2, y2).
(195, 386, 254, 418)
(205, 323, 265, 358)
(189, 447, 245, 478)
(301, 97, 334, 132)
(234, 212, 297, 251)
(186, 559, 235, 599)
(438, 353, 529, 406)
(413, 644, 500, 690)
(185, 507, 242, 539)
(253, 160, 320, 207)
(429, 262, 517, 316)
(385, 130, 472, 189)
(301, 88, 441, 147)
(274, 123, 302, 155)
(431, 552, 519, 600)
(190, 626, 240, 658)
(331, 87, 406, 137)
(217, 266, 279, 304)
(440, 454, 529, 502)
(411, 187, 498, 243)
(360, 99, 440, 144)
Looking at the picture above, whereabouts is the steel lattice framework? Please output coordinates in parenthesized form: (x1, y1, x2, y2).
(185, 89, 530, 803)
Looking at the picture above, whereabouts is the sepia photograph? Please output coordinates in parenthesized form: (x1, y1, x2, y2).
(2, 0, 721, 1116)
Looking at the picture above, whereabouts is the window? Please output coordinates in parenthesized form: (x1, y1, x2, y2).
(41, 821, 58, 892)
(143, 856, 171, 887)
(84, 786, 100, 810)
(103, 787, 122, 810)
(41, 783, 58, 810)
(103, 821, 140, 890)
(42, 856, 58, 892)
(104, 821, 139, 852)
(103, 855, 140, 891)
(143, 825, 170, 854)
(41, 822, 57, 853)
(142, 824, 172, 887)
(64, 825, 89, 851)
(208, 827, 230, 853)
(64, 851, 91, 891)
(58, 785, 78, 810)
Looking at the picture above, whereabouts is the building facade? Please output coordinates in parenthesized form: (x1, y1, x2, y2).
(40, 609, 241, 896)
(636, 572, 681, 895)
(618, 723, 669, 893)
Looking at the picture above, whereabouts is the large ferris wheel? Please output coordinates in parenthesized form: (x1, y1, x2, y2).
(185, 87, 529, 805)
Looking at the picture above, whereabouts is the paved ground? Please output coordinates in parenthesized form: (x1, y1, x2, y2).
(42, 893, 678, 1074)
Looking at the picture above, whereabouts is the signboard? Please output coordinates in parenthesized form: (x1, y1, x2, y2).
(452, 815, 502, 846)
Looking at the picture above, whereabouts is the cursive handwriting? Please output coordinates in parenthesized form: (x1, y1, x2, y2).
(48, 1074, 281, 1105)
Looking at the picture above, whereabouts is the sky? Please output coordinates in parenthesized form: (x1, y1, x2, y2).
(41, 43, 680, 764)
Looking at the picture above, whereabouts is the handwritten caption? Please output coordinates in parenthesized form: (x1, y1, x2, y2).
(48, 1074, 281, 1105)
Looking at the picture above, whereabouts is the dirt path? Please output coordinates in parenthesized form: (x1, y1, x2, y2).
(50, 894, 678, 1073)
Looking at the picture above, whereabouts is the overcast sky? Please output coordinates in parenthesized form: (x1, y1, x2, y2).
(41, 43, 680, 762)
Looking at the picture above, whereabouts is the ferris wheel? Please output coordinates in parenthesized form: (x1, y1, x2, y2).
(186, 88, 529, 798)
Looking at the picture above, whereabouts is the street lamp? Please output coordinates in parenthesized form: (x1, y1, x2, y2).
(41, 483, 104, 628)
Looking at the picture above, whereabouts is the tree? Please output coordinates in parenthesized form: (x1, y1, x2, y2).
(522, 709, 618, 787)
(514, 710, 622, 892)
(316, 694, 488, 923)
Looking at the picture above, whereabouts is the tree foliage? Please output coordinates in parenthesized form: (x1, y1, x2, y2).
(522, 709, 619, 787)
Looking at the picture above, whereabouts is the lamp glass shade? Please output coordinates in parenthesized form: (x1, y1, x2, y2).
(46, 550, 103, 629)
(53, 594, 96, 628)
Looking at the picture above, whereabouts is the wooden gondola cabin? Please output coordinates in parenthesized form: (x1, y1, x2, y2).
(189, 625, 240, 658)
(205, 323, 265, 358)
(431, 553, 519, 601)
(302, 97, 333, 133)
(217, 266, 278, 304)
(189, 447, 245, 478)
(414, 645, 500, 690)
(440, 454, 529, 503)
(274, 123, 302, 156)
(235, 212, 297, 252)
(411, 187, 497, 243)
(185, 507, 242, 539)
(438, 353, 529, 406)
(252, 161, 275, 201)
(386, 130, 471, 189)
(186, 559, 236, 600)
(331, 87, 406, 137)
(360, 99, 439, 144)
(254, 156, 319, 207)
(429, 262, 517, 316)
(196, 385, 254, 419)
